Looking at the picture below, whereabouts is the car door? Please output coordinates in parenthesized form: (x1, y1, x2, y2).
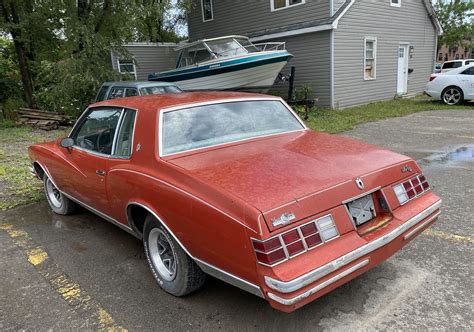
(65, 107, 123, 213)
(457, 67, 474, 99)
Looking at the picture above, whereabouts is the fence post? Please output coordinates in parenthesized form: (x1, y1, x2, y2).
(287, 66, 295, 101)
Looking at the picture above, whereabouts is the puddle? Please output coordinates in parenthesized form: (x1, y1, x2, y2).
(420, 146, 474, 165)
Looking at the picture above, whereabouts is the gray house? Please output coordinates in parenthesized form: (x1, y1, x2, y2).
(113, 0, 441, 109)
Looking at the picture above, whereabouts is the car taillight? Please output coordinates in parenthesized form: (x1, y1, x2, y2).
(429, 74, 437, 81)
(252, 215, 338, 266)
(393, 174, 430, 205)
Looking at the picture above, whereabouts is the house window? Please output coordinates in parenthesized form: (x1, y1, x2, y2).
(117, 59, 136, 78)
(438, 52, 443, 61)
(390, 0, 401, 7)
(364, 37, 377, 80)
(271, 0, 305, 11)
(201, 0, 213, 22)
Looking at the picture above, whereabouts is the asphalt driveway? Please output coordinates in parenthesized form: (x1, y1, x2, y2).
(1, 109, 473, 331)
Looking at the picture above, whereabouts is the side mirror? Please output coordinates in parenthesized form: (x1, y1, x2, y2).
(60, 137, 74, 148)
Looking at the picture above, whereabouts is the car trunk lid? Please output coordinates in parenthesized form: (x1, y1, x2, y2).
(166, 130, 418, 231)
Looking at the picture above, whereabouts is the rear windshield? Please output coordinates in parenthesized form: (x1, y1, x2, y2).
(140, 86, 182, 95)
(161, 100, 304, 156)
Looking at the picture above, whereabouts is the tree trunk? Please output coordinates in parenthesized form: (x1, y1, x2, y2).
(2, 1, 35, 108)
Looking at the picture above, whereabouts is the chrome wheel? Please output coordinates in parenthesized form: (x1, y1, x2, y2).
(45, 178, 62, 209)
(443, 88, 462, 105)
(148, 228, 177, 281)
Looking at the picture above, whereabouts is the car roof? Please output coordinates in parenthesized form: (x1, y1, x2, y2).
(443, 59, 473, 63)
(101, 81, 178, 88)
(90, 91, 281, 112)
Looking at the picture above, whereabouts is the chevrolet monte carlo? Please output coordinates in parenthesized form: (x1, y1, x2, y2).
(28, 92, 442, 312)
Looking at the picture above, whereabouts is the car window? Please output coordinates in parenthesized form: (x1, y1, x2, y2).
(466, 60, 472, 65)
(140, 86, 182, 95)
(461, 67, 474, 75)
(72, 108, 122, 155)
(161, 100, 304, 156)
(442, 61, 461, 69)
(96, 86, 109, 102)
(109, 87, 125, 100)
(125, 88, 138, 97)
(114, 109, 136, 157)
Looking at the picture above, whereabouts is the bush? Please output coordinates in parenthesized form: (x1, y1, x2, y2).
(1, 97, 24, 120)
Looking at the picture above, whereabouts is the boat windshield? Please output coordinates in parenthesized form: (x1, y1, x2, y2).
(161, 100, 304, 156)
(178, 43, 212, 68)
(205, 38, 249, 58)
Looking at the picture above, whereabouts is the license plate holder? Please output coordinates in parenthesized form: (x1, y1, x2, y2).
(347, 194, 376, 226)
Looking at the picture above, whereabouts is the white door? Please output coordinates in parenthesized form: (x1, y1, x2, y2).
(397, 45, 409, 94)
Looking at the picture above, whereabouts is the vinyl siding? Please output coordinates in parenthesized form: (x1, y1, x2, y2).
(269, 31, 331, 107)
(333, 0, 437, 108)
(188, 0, 331, 41)
(111, 45, 177, 80)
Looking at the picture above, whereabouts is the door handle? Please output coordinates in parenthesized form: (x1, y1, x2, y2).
(96, 170, 106, 176)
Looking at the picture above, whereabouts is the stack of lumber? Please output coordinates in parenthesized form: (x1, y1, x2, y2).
(15, 108, 72, 130)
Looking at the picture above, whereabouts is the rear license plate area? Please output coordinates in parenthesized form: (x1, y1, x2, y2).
(346, 194, 376, 227)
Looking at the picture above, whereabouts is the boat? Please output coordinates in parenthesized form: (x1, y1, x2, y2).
(148, 35, 293, 92)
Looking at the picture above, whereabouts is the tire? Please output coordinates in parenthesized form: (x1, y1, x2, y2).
(441, 86, 464, 106)
(143, 214, 206, 296)
(43, 174, 77, 215)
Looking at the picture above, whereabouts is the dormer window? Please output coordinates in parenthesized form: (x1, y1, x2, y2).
(390, 0, 401, 7)
(271, 0, 305, 11)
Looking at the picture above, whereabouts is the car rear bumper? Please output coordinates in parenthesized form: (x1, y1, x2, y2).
(424, 89, 441, 99)
(262, 198, 441, 311)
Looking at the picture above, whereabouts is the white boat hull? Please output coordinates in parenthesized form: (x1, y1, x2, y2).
(173, 61, 288, 93)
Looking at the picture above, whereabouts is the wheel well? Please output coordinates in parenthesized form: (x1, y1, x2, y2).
(33, 162, 45, 180)
(127, 204, 150, 236)
(442, 85, 464, 97)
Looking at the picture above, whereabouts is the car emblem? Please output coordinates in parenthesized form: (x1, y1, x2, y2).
(271, 212, 296, 227)
(401, 165, 413, 173)
(355, 178, 365, 190)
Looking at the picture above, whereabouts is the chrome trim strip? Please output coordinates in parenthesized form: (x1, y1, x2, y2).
(62, 192, 138, 238)
(264, 199, 442, 294)
(267, 259, 370, 306)
(126, 201, 264, 298)
(110, 108, 126, 155)
(194, 258, 264, 298)
(158, 97, 307, 158)
(404, 210, 440, 240)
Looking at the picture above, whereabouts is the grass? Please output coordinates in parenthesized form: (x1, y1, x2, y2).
(0, 97, 472, 211)
(0, 125, 69, 210)
(301, 96, 473, 134)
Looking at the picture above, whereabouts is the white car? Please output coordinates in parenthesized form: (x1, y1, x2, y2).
(425, 64, 474, 105)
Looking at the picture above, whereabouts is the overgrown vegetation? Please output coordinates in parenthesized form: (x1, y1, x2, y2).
(0, 0, 190, 117)
(0, 126, 68, 210)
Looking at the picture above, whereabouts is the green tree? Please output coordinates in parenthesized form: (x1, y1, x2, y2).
(435, 0, 474, 49)
(0, 0, 188, 116)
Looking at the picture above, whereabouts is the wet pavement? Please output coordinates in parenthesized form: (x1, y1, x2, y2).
(1, 109, 473, 330)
